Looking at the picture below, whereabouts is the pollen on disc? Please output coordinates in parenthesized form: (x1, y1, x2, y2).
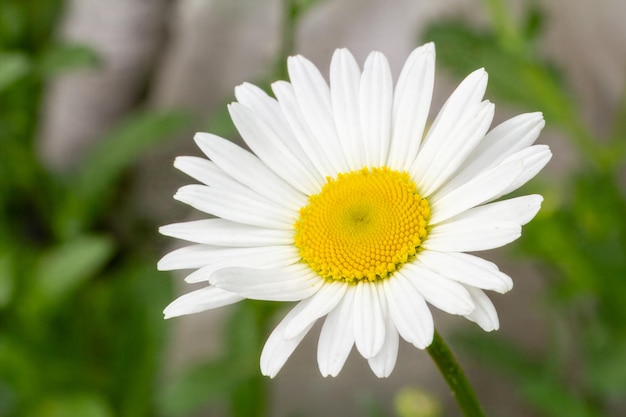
(294, 167, 430, 284)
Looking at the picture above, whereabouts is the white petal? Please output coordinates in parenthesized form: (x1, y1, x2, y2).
(287, 55, 350, 174)
(235, 83, 291, 135)
(261, 302, 315, 378)
(421, 69, 487, 142)
(159, 218, 293, 247)
(317, 286, 356, 377)
(432, 146, 551, 224)
(383, 273, 434, 349)
(174, 157, 239, 189)
(413, 100, 494, 197)
(367, 291, 399, 378)
(433, 194, 543, 231)
(272, 81, 335, 178)
(183, 246, 299, 283)
(495, 145, 552, 198)
(194, 132, 306, 211)
(353, 282, 386, 358)
(174, 184, 295, 229)
(387, 43, 435, 171)
(417, 251, 513, 294)
(411, 69, 489, 196)
(457, 194, 543, 226)
(234, 83, 324, 187)
(210, 264, 323, 301)
(158, 244, 225, 271)
(439, 112, 545, 195)
(429, 159, 524, 225)
(228, 102, 320, 195)
(402, 262, 475, 315)
(163, 286, 244, 319)
(424, 218, 521, 252)
(174, 157, 298, 226)
(464, 286, 499, 331)
(283, 281, 348, 339)
(359, 51, 393, 167)
(330, 48, 364, 169)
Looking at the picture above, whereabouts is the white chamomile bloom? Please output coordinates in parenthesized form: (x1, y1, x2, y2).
(158, 43, 551, 378)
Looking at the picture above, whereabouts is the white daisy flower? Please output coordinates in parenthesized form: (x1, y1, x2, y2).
(158, 43, 551, 378)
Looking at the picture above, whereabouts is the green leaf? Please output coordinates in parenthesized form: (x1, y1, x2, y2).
(522, 213, 599, 296)
(522, 5, 545, 42)
(159, 360, 246, 417)
(586, 334, 626, 396)
(0, 335, 39, 407)
(226, 302, 277, 417)
(160, 302, 277, 417)
(455, 333, 602, 417)
(38, 43, 100, 76)
(0, 52, 30, 92)
(0, 252, 14, 308)
(54, 110, 188, 237)
(521, 378, 600, 417)
(356, 390, 388, 417)
(101, 263, 172, 417)
(32, 392, 113, 417)
(33, 235, 114, 306)
(607, 87, 626, 164)
(290, 0, 322, 18)
(423, 22, 575, 127)
(231, 375, 267, 417)
(225, 302, 269, 364)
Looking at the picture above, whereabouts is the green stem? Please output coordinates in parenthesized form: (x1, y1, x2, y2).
(427, 331, 487, 417)
(273, 0, 301, 80)
(481, 0, 521, 51)
(275, 4, 293, 79)
(274, 0, 320, 80)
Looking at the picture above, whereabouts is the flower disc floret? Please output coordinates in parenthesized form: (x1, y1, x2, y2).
(294, 167, 430, 283)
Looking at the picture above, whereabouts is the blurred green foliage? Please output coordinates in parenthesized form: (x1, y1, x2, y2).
(0, 0, 309, 416)
(159, 301, 280, 417)
(0, 1, 186, 416)
(424, 1, 626, 416)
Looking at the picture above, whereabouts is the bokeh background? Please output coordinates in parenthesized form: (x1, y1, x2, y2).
(1, 0, 625, 416)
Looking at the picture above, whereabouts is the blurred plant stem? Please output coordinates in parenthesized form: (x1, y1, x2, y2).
(427, 331, 486, 417)
(274, 0, 319, 80)
(481, 0, 523, 52)
(274, 0, 298, 80)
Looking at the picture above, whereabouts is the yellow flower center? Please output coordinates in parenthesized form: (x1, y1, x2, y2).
(294, 167, 430, 283)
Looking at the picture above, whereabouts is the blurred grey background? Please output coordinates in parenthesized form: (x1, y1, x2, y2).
(35, 0, 626, 415)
